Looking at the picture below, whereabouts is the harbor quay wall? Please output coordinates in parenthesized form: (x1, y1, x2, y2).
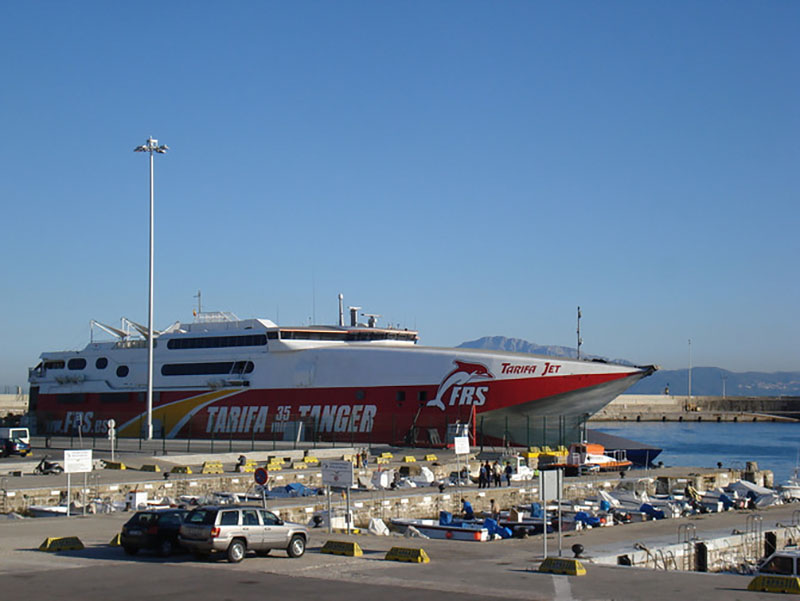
(597, 524, 800, 573)
(0, 459, 773, 525)
(592, 394, 800, 422)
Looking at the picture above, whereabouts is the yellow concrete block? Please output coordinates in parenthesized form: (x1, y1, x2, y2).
(321, 540, 363, 556)
(385, 546, 430, 563)
(139, 464, 161, 472)
(38, 537, 84, 552)
(104, 461, 127, 470)
(292, 462, 307, 470)
(242, 460, 258, 473)
(380, 452, 393, 459)
(170, 466, 193, 474)
(201, 461, 224, 474)
(376, 457, 390, 464)
(403, 456, 416, 463)
(304, 456, 319, 464)
(538, 557, 586, 576)
(424, 454, 438, 462)
(109, 533, 122, 546)
(748, 575, 800, 594)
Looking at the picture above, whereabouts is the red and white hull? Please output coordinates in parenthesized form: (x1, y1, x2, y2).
(29, 315, 655, 447)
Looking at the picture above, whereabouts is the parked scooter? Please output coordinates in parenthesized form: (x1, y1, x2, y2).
(34, 455, 64, 475)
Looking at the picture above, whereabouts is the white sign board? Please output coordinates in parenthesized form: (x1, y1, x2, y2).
(64, 449, 93, 474)
(321, 460, 354, 488)
(539, 469, 562, 501)
(453, 436, 470, 455)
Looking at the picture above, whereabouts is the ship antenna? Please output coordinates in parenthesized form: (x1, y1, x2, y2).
(194, 290, 202, 316)
(576, 306, 583, 360)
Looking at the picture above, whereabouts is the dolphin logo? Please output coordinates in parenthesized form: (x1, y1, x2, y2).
(427, 360, 494, 411)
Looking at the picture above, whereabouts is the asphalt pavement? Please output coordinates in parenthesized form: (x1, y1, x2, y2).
(0, 505, 792, 601)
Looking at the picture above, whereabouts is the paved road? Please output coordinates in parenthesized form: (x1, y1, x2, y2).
(0, 510, 786, 601)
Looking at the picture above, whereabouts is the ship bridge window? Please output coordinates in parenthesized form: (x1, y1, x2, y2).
(96, 357, 108, 369)
(161, 361, 255, 376)
(44, 360, 65, 370)
(166, 334, 267, 350)
(68, 358, 87, 370)
(116, 365, 129, 378)
(279, 330, 345, 341)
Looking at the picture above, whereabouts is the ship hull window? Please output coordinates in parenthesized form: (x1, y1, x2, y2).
(68, 358, 87, 370)
(166, 334, 267, 350)
(161, 361, 255, 376)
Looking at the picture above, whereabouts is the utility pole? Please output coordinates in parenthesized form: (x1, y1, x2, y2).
(576, 306, 582, 360)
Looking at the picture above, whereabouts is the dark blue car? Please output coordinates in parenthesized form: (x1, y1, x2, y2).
(1, 437, 31, 458)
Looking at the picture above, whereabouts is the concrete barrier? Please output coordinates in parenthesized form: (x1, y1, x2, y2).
(748, 575, 800, 594)
(140, 464, 161, 472)
(170, 466, 193, 474)
(321, 540, 363, 556)
(385, 547, 430, 563)
(103, 461, 127, 470)
(539, 557, 586, 576)
(39, 537, 84, 552)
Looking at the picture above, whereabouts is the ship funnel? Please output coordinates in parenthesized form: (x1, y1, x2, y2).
(349, 306, 361, 327)
(338, 294, 344, 327)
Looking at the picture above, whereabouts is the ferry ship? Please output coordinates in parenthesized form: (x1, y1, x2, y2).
(28, 300, 656, 447)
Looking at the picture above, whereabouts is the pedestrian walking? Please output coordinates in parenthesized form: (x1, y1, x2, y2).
(479, 463, 487, 489)
(504, 462, 513, 486)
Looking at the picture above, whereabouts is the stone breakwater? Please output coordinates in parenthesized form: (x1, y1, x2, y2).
(592, 394, 800, 422)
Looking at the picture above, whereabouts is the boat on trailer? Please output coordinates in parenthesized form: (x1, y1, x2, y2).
(29, 298, 656, 447)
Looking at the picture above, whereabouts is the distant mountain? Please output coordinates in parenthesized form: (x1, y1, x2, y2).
(626, 367, 800, 397)
(457, 336, 800, 397)
(457, 336, 633, 365)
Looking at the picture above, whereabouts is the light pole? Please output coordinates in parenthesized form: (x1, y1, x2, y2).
(687, 338, 692, 410)
(134, 137, 168, 440)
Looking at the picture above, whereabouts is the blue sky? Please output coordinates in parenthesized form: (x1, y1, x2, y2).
(1, 2, 798, 389)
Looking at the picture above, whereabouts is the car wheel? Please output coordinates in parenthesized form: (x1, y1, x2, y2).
(227, 539, 246, 563)
(123, 545, 139, 556)
(287, 535, 306, 558)
(158, 539, 174, 557)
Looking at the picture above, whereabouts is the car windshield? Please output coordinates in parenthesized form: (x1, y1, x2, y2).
(158, 511, 186, 526)
(127, 512, 158, 526)
(186, 509, 217, 525)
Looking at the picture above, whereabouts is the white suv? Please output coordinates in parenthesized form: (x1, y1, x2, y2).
(179, 505, 309, 562)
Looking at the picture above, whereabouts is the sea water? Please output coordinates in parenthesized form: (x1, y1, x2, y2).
(593, 421, 800, 484)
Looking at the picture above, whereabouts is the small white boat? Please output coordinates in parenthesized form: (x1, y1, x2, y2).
(391, 518, 489, 541)
(28, 504, 76, 517)
(779, 467, 800, 501)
